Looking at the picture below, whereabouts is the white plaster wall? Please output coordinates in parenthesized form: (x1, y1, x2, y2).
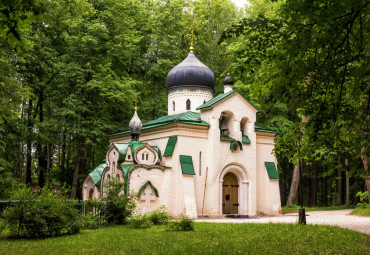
(82, 176, 94, 201)
(168, 87, 213, 115)
(129, 167, 166, 213)
(256, 135, 281, 215)
(200, 92, 258, 216)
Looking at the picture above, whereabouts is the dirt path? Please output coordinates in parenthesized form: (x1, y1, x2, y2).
(196, 209, 370, 235)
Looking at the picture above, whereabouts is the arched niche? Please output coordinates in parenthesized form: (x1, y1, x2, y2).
(219, 111, 236, 138)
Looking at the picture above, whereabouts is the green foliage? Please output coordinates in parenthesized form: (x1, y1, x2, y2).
(129, 213, 153, 229)
(0, 185, 80, 238)
(149, 205, 169, 225)
(80, 213, 101, 230)
(167, 216, 194, 231)
(355, 191, 369, 208)
(90, 179, 136, 225)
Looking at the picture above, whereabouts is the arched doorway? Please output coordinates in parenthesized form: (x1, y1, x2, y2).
(222, 172, 239, 214)
(89, 188, 94, 199)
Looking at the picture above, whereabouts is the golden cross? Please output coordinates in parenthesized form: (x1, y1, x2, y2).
(186, 25, 197, 52)
(134, 96, 138, 112)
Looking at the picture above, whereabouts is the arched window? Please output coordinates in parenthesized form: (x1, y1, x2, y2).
(107, 174, 110, 182)
(128, 155, 131, 160)
(112, 162, 115, 173)
(116, 174, 120, 180)
(146, 153, 148, 160)
(186, 99, 191, 110)
(203, 100, 206, 104)
(142, 153, 145, 160)
(173, 101, 175, 111)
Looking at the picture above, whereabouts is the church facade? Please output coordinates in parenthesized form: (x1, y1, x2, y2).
(82, 49, 282, 217)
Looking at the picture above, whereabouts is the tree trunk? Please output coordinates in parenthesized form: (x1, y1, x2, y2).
(37, 101, 47, 188)
(70, 137, 85, 199)
(345, 158, 350, 207)
(360, 153, 370, 203)
(323, 166, 328, 206)
(337, 156, 342, 205)
(286, 164, 300, 205)
(311, 161, 317, 207)
(25, 99, 33, 185)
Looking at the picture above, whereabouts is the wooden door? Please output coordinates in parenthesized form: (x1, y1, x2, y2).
(222, 172, 239, 214)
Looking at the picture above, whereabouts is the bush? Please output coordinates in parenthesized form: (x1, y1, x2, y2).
(80, 213, 101, 230)
(1, 185, 80, 238)
(167, 216, 194, 231)
(355, 191, 369, 208)
(88, 179, 136, 225)
(129, 213, 152, 229)
(150, 206, 169, 225)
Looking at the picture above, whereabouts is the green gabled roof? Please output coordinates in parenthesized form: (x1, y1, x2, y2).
(196, 90, 260, 112)
(255, 126, 280, 134)
(220, 135, 235, 142)
(88, 162, 108, 186)
(152, 146, 162, 159)
(113, 143, 129, 163)
(163, 136, 177, 157)
(107, 112, 209, 137)
(137, 181, 159, 197)
(265, 162, 279, 179)
(179, 155, 195, 175)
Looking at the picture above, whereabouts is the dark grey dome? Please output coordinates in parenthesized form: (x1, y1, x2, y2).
(166, 52, 215, 90)
(223, 74, 233, 85)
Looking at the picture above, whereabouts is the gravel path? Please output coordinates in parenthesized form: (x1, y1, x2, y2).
(195, 209, 370, 235)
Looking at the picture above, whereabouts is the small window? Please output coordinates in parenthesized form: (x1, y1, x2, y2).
(203, 100, 206, 104)
(116, 174, 120, 180)
(107, 174, 110, 182)
(173, 101, 175, 111)
(142, 153, 144, 160)
(128, 155, 131, 159)
(146, 154, 148, 160)
(186, 99, 191, 110)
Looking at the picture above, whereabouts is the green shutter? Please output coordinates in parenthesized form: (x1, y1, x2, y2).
(164, 136, 177, 157)
(242, 135, 251, 144)
(179, 155, 195, 175)
(265, 162, 279, 179)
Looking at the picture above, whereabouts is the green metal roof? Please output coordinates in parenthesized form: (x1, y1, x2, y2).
(220, 135, 235, 142)
(255, 126, 280, 134)
(179, 155, 195, 175)
(242, 135, 251, 144)
(107, 112, 209, 137)
(265, 162, 279, 179)
(88, 162, 107, 186)
(196, 90, 260, 112)
(152, 146, 162, 159)
(137, 181, 159, 197)
(121, 164, 135, 180)
(163, 136, 177, 157)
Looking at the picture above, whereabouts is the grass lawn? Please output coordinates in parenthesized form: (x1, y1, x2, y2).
(0, 223, 369, 255)
(351, 205, 370, 216)
(282, 205, 355, 214)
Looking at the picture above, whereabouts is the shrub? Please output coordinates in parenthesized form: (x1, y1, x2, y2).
(150, 206, 169, 225)
(356, 191, 369, 208)
(80, 213, 101, 230)
(167, 216, 194, 231)
(129, 213, 152, 229)
(89, 179, 136, 225)
(1, 185, 80, 238)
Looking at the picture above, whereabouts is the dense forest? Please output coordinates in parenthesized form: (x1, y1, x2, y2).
(0, 0, 368, 206)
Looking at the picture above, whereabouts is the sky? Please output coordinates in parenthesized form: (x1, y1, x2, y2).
(230, 0, 249, 8)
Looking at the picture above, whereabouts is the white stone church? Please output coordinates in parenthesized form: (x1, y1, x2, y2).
(82, 48, 282, 217)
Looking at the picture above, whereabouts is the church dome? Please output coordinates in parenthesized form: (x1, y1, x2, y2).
(166, 52, 215, 90)
(223, 74, 233, 85)
(129, 109, 142, 141)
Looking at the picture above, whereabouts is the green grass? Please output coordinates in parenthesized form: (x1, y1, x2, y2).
(0, 223, 369, 255)
(282, 205, 354, 214)
(351, 204, 370, 216)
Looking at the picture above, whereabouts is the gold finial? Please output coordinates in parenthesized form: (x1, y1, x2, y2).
(186, 25, 197, 52)
(134, 96, 138, 112)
